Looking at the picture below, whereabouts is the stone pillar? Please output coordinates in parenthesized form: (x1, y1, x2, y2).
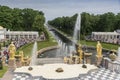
(103, 57, 110, 69)
(96, 56, 103, 67)
(15, 55, 22, 68)
(18, 34, 20, 39)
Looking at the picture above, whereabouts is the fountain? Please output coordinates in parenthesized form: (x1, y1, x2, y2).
(28, 42, 37, 70)
(14, 13, 98, 79)
(49, 30, 68, 57)
(56, 40, 63, 57)
(72, 13, 81, 52)
(30, 42, 37, 66)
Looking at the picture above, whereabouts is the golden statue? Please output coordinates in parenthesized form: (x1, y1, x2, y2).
(78, 44, 83, 61)
(64, 56, 68, 64)
(96, 41, 102, 57)
(8, 42, 16, 60)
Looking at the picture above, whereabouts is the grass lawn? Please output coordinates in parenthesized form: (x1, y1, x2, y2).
(0, 66, 8, 78)
(80, 40, 120, 50)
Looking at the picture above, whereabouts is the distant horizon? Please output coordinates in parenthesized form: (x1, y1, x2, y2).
(0, 0, 120, 21)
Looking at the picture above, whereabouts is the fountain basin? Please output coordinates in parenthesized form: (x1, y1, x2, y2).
(14, 63, 97, 79)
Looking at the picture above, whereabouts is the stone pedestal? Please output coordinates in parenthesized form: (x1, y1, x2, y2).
(15, 60, 22, 68)
(15, 55, 22, 67)
(2, 56, 6, 66)
(85, 53, 92, 64)
(8, 59, 16, 71)
(103, 57, 110, 69)
(86, 57, 91, 64)
(96, 55, 103, 66)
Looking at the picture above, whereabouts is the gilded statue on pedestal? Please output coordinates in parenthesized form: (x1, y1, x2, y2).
(78, 44, 83, 62)
(96, 41, 102, 57)
(8, 42, 16, 60)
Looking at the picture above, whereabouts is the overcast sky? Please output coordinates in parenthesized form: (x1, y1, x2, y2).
(0, 0, 120, 21)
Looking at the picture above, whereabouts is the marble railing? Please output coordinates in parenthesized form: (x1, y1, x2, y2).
(102, 57, 120, 73)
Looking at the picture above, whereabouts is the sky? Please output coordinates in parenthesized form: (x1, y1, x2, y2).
(0, 0, 120, 21)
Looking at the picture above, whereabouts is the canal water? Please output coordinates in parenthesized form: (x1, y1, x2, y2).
(38, 29, 74, 58)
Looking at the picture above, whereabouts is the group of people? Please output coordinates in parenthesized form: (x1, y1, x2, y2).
(89, 37, 120, 45)
(0, 48, 9, 65)
(12, 32, 46, 49)
(13, 38, 36, 49)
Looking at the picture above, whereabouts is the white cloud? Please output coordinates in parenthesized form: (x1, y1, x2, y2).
(0, 0, 119, 21)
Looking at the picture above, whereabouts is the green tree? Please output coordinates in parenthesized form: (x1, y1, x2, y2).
(0, 6, 13, 29)
(115, 13, 120, 30)
(32, 15, 45, 32)
(11, 8, 23, 31)
(81, 12, 92, 38)
(97, 12, 115, 32)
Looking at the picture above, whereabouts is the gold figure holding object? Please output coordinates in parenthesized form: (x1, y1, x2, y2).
(8, 42, 16, 60)
(96, 41, 102, 57)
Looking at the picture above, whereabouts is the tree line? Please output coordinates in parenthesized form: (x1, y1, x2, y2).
(48, 12, 120, 39)
(0, 5, 49, 39)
